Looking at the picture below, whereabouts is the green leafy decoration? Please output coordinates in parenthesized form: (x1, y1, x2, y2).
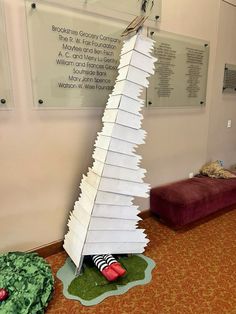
(0, 252, 54, 314)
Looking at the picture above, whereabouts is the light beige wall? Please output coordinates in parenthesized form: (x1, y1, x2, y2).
(207, 0, 236, 167)
(0, 0, 223, 252)
(137, 0, 221, 208)
(1, 0, 105, 252)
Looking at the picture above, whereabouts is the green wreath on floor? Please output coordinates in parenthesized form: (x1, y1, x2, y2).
(0, 252, 54, 314)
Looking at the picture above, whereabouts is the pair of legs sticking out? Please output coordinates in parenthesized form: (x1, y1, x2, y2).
(92, 254, 126, 281)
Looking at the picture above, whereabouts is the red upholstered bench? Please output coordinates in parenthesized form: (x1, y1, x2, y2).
(150, 176, 236, 229)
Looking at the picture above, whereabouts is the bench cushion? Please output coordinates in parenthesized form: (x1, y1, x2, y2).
(150, 176, 236, 228)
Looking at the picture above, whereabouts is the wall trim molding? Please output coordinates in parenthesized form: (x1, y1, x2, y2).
(139, 209, 153, 220)
(32, 210, 152, 258)
(31, 240, 64, 258)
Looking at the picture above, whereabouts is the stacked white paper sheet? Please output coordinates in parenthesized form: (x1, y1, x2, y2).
(64, 232, 84, 266)
(64, 32, 156, 271)
(96, 191, 134, 206)
(92, 204, 141, 220)
(83, 170, 150, 197)
(92, 148, 142, 169)
(89, 217, 138, 230)
(116, 66, 150, 87)
(95, 134, 137, 155)
(86, 230, 146, 243)
(107, 95, 144, 115)
(121, 34, 155, 57)
(92, 161, 146, 182)
(102, 108, 143, 129)
(112, 80, 143, 100)
(101, 123, 146, 144)
(119, 50, 156, 75)
(83, 242, 149, 255)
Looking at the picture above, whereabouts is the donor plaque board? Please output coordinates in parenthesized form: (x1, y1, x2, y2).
(223, 64, 236, 93)
(25, 1, 124, 108)
(69, 0, 161, 22)
(0, 1, 12, 109)
(44, 0, 161, 23)
(147, 30, 209, 108)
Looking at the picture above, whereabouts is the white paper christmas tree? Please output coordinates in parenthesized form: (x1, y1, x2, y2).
(64, 32, 157, 273)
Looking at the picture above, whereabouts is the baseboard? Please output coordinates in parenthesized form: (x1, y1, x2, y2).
(32, 240, 63, 258)
(33, 210, 152, 258)
(139, 209, 152, 220)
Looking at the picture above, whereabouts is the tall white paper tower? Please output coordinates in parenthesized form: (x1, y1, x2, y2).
(64, 33, 157, 272)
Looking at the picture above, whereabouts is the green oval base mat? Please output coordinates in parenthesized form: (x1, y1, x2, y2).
(57, 254, 156, 307)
